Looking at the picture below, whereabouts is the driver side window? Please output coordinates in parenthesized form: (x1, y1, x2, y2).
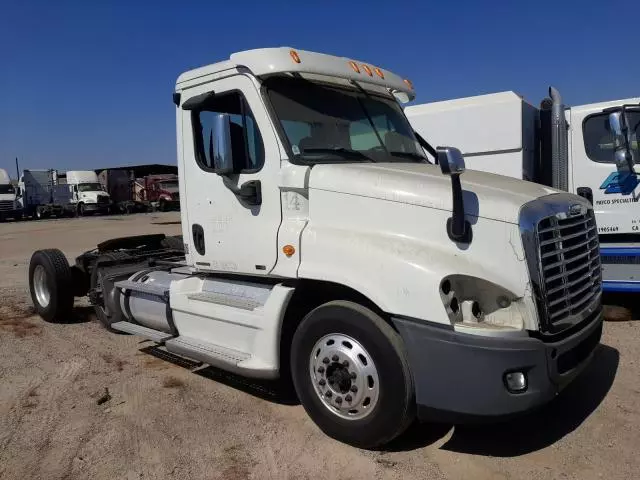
(193, 91, 265, 173)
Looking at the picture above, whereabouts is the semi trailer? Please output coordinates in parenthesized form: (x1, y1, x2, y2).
(16, 169, 73, 219)
(406, 91, 640, 292)
(27, 47, 603, 448)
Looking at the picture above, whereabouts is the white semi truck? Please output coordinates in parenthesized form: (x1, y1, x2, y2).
(0, 168, 22, 221)
(27, 48, 603, 448)
(66, 170, 112, 215)
(406, 91, 640, 293)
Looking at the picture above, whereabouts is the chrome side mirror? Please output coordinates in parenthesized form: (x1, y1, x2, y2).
(210, 113, 234, 176)
(608, 111, 635, 170)
(437, 147, 466, 176)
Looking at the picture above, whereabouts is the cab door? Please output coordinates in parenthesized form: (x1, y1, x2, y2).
(570, 105, 640, 235)
(179, 74, 283, 275)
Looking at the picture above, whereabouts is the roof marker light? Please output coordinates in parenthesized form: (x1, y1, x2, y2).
(290, 50, 301, 64)
(362, 64, 373, 76)
(374, 67, 384, 79)
(349, 61, 360, 73)
(404, 78, 414, 89)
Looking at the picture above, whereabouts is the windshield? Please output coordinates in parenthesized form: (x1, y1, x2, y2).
(159, 181, 179, 189)
(0, 184, 15, 194)
(78, 183, 104, 192)
(265, 77, 427, 164)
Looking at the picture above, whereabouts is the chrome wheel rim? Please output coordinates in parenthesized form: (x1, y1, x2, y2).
(33, 265, 50, 307)
(309, 333, 380, 420)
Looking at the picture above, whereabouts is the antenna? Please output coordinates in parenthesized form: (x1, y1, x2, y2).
(15, 157, 20, 179)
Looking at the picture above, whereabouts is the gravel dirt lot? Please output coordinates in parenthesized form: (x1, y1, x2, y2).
(1, 213, 639, 480)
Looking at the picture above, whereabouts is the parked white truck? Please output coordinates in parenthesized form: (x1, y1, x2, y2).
(406, 91, 640, 293)
(0, 168, 22, 221)
(27, 48, 603, 448)
(66, 170, 112, 215)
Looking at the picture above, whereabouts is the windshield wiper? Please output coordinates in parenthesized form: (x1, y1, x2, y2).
(388, 151, 430, 163)
(301, 147, 375, 162)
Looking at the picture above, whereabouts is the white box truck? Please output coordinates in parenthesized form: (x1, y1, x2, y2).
(66, 170, 112, 215)
(0, 168, 22, 221)
(27, 48, 603, 448)
(17, 169, 73, 219)
(406, 91, 640, 293)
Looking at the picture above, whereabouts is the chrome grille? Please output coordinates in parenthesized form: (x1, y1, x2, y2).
(537, 210, 601, 325)
(0, 200, 13, 211)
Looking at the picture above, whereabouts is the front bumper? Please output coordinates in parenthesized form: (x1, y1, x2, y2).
(392, 307, 603, 422)
(83, 203, 110, 212)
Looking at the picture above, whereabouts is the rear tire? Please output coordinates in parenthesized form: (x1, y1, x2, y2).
(28, 249, 74, 322)
(291, 300, 415, 449)
(91, 251, 130, 332)
(161, 235, 184, 251)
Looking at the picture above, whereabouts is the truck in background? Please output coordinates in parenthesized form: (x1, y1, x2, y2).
(0, 168, 22, 221)
(27, 48, 602, 448)
(17, 169, 73, 219)
(99, 169, 179, 213)
(406, 90, 640, 293)
(139, 174, 180, 211)
(66, 170, 112, 216)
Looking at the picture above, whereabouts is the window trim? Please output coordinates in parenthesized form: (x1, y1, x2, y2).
(190, 89, 266, 175)
(581, 111, 640, 164)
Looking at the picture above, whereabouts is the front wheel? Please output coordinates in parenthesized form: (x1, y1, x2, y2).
(291, 301, 415, 448)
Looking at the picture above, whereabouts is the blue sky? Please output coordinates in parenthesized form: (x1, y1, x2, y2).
(1, 0, 638, 172)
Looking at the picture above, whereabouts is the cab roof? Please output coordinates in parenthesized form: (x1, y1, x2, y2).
(176, 47, 415, 101)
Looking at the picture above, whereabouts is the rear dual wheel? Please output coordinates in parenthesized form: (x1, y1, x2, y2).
(29, 249, 74, 322)
(291, 301, 415, 449)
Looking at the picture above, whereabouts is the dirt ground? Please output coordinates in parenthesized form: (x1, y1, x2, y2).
(1, 213, 639, 480)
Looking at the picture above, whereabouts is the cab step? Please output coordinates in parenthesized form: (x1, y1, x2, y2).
(186, 291, 262, 310)
(165, 336, 251, 370)
(111, 321, 174, 343)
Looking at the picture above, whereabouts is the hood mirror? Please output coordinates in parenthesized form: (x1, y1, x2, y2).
(437, 147, 466, 176)
(437, 146, 471, 244)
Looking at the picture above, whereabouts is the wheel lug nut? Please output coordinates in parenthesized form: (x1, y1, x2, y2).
(335, 396, 342, 404)
(332, 355, 339, 362)
(326, 391, 332, 398)
(317, 366, 325, 373)
(350, 372, 357, 379)
(342, 360, 349, 367)
(319, 379, 326, 386)
(345, 394, 352, 402)
(350, 385, 357, 393)
(322, 357, 330, 364)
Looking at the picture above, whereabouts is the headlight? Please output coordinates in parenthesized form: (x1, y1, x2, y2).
(439, 275, 529, 331)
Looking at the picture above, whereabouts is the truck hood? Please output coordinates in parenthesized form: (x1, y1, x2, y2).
(308, 163, 559, 224)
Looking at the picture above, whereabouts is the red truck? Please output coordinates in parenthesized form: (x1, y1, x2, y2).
(99, 170, 180, 213)
(139, 174, 180, 211)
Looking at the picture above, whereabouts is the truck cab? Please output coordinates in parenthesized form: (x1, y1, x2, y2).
(27, 47, 603, 448)
(0, 168, 22, 221)
(66, 170, 112, 215)
(406, 92, 640, 292)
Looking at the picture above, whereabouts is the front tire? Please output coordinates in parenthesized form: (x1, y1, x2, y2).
(291, 301, 415, 448)
(28, 249, 74, 322)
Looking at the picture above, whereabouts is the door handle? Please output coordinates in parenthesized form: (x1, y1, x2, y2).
(192, 224, 205, 255)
